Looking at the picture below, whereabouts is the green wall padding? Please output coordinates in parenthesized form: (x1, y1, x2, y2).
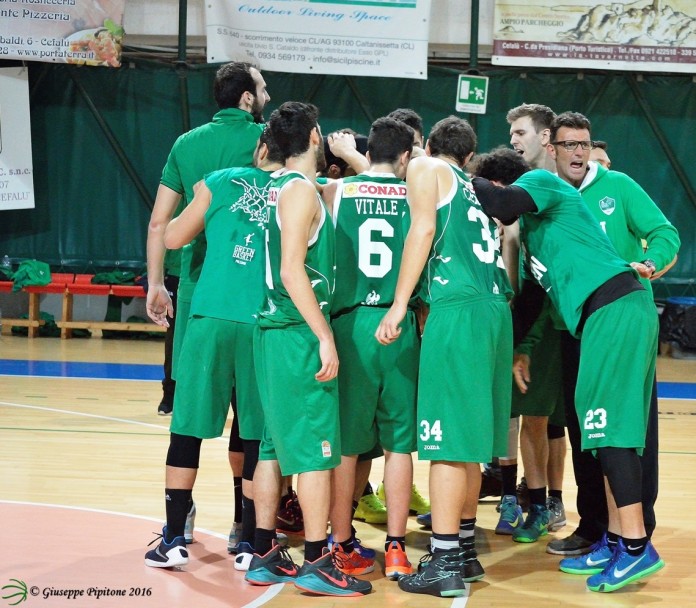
(0, 61, 693, 291)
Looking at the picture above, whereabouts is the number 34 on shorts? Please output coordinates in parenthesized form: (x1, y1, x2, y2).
(420, 419, 443, 442)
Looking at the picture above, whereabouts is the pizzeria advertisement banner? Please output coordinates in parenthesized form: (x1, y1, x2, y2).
(492, 0, 696, 73)
(0, 0, 126, 67)
(206, 0, 432, 80)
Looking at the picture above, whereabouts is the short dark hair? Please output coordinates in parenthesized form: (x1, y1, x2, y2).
(592, 139, 608, 150)
(258, 127, 284, 164)
(387, 108, 424, 139)
(473, 146, 531, 186)
(214, 62, 257, 109)
(367, 117, 414, 164)
(427, 116, 477, 167)
(506, 103, 556, 132)
(550, 111, 592, 142)
(267, 102, 320, 161)
(322, 129, 368, 177)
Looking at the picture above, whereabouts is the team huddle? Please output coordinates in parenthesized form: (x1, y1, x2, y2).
(143, 62, 680, 599)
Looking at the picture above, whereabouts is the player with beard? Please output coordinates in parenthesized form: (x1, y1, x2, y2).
(144, 61, 270, 555)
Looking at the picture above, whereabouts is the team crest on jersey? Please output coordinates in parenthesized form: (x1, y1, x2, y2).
(321, 440, 332, 458)
(344, 183, 360, 197)
(363, 290, 381, 305)
(229, 178, 270, 226)
(599, 196, 615, 216)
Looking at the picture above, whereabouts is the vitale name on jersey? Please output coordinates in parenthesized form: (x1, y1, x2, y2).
(354, 198, 400, 216)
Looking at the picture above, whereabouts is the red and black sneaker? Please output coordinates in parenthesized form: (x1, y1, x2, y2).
(276, 490, 304, 534)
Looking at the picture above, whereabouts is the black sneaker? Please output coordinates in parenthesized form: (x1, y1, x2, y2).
(245, 543, 299, 585)
(398, 549, 467, 597)
(157, 400, 173, 415)
(546, 531, 595, 555)
(460, 537, 485, 582)
(294, 549, 372, 596)
(144, 527, 188, 568)
(516, 477, 530, 512)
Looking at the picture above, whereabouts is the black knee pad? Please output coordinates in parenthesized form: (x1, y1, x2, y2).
(547, 423, 565, 440)
(242, 440, 260, 481)
(166, 433, 203, 469)
(597, 446, 642, 508)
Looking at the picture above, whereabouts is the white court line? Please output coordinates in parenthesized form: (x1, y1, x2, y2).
(0, 400, 228, 441)
(1, 405, 470, 607)
(0, 373, 159, 382)
(0, 500, 282, 608)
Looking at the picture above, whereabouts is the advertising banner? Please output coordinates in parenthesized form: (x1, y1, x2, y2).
(0, 67, 35, 212)
(206, 0, 432, 79)
(492, 0, 696, 73)
(0, 0, 126, 67)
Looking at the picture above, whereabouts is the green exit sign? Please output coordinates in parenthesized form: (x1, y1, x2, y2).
(456, 74, 489, 114)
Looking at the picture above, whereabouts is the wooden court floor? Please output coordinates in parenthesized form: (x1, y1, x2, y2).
(1, 333, 695, 607)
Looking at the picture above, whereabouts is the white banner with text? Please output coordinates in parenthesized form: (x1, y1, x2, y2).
(206, 0, 432, 80)
(0, 67, 35, 212)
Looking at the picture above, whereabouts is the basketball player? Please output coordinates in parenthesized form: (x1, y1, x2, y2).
(323, 116, 417, 580)
(376, 116, 513, 597)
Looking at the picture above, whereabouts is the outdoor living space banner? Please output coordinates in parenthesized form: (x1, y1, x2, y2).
(0, 67, 35, 211)
(492, 0, 696, 73)
(0, 0, 126, 67)
(206, 0, 432, 79)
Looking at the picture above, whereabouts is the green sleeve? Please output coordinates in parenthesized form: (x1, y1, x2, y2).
(621, 176, 680, 271)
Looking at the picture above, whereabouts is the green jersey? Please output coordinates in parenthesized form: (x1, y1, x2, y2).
(160, 108, 264, 300)
(258, 170, 336, 328)
(189, 167, 271, 323)
(330, 172, 408, 314)
(578, 162, 680, 292)
(423, 162, 511, 306)
(514, 169, 636, 337)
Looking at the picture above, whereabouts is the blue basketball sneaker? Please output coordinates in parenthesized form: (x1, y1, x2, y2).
(144, 527, 188, 568)
(586, 539, 664, 593)
(560, 533, 613, 575)
(417, 512, 432, 529)
(495, 495, 523, 535)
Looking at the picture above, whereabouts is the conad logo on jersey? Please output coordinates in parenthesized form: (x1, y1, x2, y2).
(343, 183, 407, 197)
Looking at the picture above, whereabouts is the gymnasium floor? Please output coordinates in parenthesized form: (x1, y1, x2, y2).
(1, 333, 695, 607)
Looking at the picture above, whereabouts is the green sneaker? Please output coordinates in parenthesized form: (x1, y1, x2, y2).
(354, 492, 387, 524)
(409, 484, 431, 515)
(512, 504, 549, 543)
(376, 483, 431, 516)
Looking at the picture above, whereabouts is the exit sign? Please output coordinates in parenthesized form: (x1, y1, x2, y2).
(456, 74, 489, 114)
